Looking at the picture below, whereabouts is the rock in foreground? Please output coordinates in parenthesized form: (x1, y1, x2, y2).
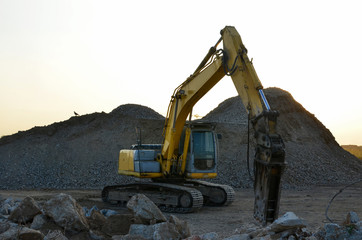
(1, 193, 362, 239)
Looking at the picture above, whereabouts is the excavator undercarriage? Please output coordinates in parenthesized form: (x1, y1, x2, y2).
(102, 179, 234, 213)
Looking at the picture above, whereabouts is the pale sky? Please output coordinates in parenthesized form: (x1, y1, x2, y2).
(1, 0, 361, 145)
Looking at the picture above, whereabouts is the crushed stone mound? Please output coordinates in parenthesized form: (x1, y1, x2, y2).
(0, 105, 165, 189)
(202, 96, 248, 124)
(205, 88, 362, 188)
(0, 88, 361, 190)
(109, 104, 164, 120)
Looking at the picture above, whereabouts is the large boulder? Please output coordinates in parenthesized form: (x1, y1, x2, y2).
(269, 212, 307, 233)
(199, 232, 219, 240)
(86, 208, 107, 231)
(127, 224, 155, 239)
(101, 214, 133, 236)
(31, 214, 49, 230)
(152, 222, 184, 240)
(122, 214, 191, 240)
(8, 196, 41, 223)
(127, 222, 183, 240)
(126, 194, 166, 224)
(30, 214, 63, 235)
(0, 225, 44, 240)
(18, 227, 45, 240)
(168, 215, 191, 239)
(43, 193, 89, 234)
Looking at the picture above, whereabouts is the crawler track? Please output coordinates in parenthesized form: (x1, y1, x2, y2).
(183, 180, 235, 206)
(102, 180, 235, 213)
(102, 182, 204, 213)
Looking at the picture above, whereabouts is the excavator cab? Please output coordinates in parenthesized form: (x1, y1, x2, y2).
(180, 122, 218, 179)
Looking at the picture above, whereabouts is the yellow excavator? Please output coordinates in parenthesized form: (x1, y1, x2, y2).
(102, 26, 286, 224)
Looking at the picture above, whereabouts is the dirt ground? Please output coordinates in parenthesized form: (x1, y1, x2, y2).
(1, 185, 361, 238)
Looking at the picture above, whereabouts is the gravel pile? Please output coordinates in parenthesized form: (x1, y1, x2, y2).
(0, 104, 165, 189)
(205, 88, 362, 188)
(109, 104, 164, 120)
(0, 89, 361, 190)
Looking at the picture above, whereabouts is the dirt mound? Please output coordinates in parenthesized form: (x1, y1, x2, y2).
(109, 104, 164, 120)
(202, 97, 248, 124)
(0, 104, 163, 146)
(0, 88, 361, 190)
(0, 105, 165, 189)
(204, 88, 362, 188)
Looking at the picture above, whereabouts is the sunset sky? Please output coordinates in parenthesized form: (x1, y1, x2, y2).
(1, 0, 361, 145)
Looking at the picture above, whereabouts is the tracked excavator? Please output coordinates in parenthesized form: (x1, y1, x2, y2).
(102, 26, 286, 224)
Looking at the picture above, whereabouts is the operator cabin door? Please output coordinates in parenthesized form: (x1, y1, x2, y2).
(190, 130, 217, 173)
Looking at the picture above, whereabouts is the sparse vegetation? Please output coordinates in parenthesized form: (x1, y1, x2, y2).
(342, 145, 362, 160)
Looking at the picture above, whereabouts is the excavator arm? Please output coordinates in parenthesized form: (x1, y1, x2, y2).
(222, 27, 286, 224)
(160, 50, 225, 174)
(159, 26, 286, 224)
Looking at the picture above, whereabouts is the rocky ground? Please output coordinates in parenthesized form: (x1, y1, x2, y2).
(0, 187, 361, 239)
